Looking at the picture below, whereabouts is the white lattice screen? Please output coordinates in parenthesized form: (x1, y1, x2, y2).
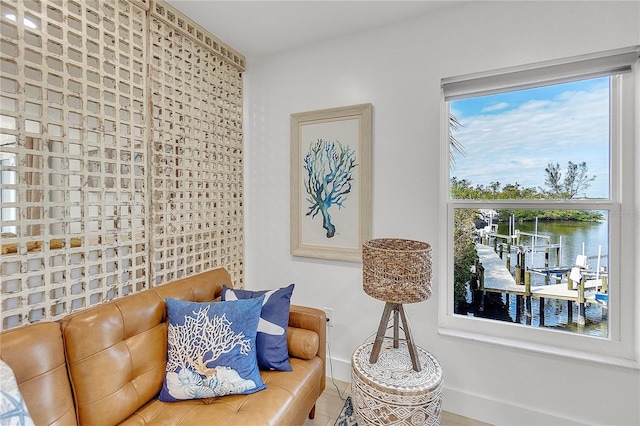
(0, 0, 245, 330)
(149, 3, 244, 287)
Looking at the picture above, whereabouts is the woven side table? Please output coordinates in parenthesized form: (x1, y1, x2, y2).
(351, 341, 443, 425)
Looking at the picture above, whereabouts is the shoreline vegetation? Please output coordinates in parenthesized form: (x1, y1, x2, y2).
(451, 177, 604, 222)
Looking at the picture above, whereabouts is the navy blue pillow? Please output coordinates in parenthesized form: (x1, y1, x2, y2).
(159, 297, 266, 401)
(222, 284, 294, 371)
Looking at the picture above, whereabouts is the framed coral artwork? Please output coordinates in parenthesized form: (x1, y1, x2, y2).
(290, 103, 372, 262)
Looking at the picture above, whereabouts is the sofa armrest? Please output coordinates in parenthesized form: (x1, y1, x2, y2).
(288, 305, 326, 393)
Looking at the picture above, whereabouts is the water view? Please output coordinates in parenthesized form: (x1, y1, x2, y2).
(456, 212, 609, 337)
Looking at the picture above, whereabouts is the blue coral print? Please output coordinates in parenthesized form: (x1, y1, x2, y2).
(303, 138, 357, 238)
(160, 297, 266, 401)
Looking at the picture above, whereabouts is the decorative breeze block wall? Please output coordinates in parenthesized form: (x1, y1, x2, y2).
(149, 3, 244, 287)
(0, 0, 245, 330)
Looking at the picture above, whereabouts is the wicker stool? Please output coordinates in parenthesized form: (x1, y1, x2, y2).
(351, 341, 443, 425)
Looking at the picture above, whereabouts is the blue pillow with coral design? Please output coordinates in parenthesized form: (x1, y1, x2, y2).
(159, 297, 266, 402)
(222, 284, 294, 371)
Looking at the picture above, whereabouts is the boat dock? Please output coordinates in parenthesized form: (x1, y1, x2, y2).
(475, 244, 607, 325)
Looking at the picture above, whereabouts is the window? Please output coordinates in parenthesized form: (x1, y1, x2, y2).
(440, 47, 639, 366)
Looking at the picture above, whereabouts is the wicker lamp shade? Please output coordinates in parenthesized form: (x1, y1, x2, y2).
(363, 238, 432, 304)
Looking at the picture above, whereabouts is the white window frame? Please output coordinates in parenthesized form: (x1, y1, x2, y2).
(438, 47, 640, 368)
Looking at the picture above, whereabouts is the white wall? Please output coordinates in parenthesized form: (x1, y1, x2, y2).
(244, 1, 640, 424)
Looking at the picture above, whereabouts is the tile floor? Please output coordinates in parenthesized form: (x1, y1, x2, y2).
(304, 378, 491, 426)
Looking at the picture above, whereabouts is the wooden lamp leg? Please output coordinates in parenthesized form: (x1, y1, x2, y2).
(393, 307, 399, 348)
(398, 304, 421, 372)
(369, 302, 422, 372)
(370, 302, 393, 364)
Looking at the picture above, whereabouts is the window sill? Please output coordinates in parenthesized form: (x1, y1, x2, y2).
(438, 324, 640, 370)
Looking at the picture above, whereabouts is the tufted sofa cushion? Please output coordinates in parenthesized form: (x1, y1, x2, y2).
(120, 356, 322, 426)
(0, 322, 77, 426)
(60, 269, 231, 426)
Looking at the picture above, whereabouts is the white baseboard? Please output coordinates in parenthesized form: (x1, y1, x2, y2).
(324, 355, 580, 425)
(442, 386, 580, 425)
(325, 355, 352, 383)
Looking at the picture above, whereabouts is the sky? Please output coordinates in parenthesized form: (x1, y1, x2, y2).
(450, 77, 610, 199)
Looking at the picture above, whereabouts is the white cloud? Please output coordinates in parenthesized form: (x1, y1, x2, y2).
(480, 102, 509, 113)
(451, 85, 609, 197)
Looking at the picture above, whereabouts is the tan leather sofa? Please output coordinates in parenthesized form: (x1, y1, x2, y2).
(0, 268, 326, 425)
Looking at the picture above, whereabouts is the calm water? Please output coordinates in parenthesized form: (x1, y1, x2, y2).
(496, 218, 609, 272)
(487, 218, 609, 336)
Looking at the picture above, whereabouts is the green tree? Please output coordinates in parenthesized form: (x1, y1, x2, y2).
(451, 177, 603, 222)
(544, 162, 563, 195)
(543, 161, 596, 198)
(449, 114, 465, 168)
(450, 116, 476, 310)
(453, 208, 477, 309)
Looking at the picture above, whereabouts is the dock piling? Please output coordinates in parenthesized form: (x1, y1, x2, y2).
(568, 300, 573, 324)
(478, 261, 485, 312)
(525, 270, 532, 323)
(578, 276, 586, 325)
